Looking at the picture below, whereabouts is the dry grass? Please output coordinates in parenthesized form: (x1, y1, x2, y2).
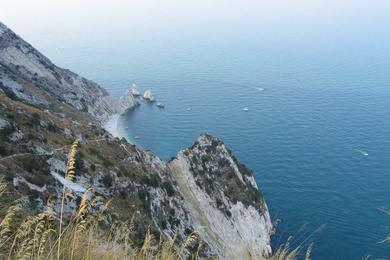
(0, 198, 180, 260)
(0, 140, 309, 260)
(0, 140, 184, 260)
(270, 236, 313, 260)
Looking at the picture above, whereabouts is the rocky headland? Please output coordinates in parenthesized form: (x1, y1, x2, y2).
(0, 21, 273, 259)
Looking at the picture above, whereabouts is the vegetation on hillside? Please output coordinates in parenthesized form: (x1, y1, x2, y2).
(0, 140, 312, 260)
(0, 140, 185, 260)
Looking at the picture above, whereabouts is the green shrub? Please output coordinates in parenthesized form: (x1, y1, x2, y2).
(138, 189, 150, 211)
(101, 157, 113, 168)
(47, 122, 59, 132)
(0, 144, 8, 156)
(88, 147, 112, 168)
(101, 174, 113, 188)
(0, 83, 19, 101)
(6, 113, 15, 120)
(25, 171, 51, 187)
(88, 147, 100, 156)
(30, 112, 41, 126)
(0, 125, 14, 141)
(20, 155, 47, 172)
(118, 166, 133, 178)
(140, 174, 160, 188)
(162, 182, 175, 197)
(74, 151, 84, 174)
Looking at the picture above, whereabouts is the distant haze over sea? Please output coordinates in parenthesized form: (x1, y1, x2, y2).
(2, 0, 390, 258)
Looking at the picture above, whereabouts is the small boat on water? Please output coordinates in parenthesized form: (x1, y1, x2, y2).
(243, 107, 249, 111)
(357, 149, 368, 156)
(156, 102, 165, 108)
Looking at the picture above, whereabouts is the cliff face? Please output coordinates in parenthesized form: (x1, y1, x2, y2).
(169, 135, 272, 258)
(0, 22, 135, 122)
(0, 21, 272, 259)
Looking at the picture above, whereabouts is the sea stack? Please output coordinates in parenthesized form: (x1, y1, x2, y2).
(130, 83, 140, 96)
(143, 89, 155, 102)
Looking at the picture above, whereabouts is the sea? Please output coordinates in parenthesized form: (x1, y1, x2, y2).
(3, 1, 390, 258)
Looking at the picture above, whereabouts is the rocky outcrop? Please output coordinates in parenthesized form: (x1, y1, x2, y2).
(130, 84, 140, 96)
(118, 88, 139, 113)
(169, 134, 272, 258)
(0, 116, 11, 130)
(0, 21, 135, 123)
(143, 89, 155, 102)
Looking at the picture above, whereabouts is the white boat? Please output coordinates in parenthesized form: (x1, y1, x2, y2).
(156, 102, 165, 108)
(243, 107, 249, 111)
(357, 149, 368, 156)
(134, 136, 139, 139)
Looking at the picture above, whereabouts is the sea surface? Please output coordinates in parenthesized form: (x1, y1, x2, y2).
(4, 1, 390, 258)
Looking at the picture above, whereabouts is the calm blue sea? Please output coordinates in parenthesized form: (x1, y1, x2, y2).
(7, 1, 390, 258)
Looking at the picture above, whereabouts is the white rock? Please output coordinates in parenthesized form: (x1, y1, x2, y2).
(169, 155, 273, 259)
(143, 90, 155, 102)
(64, 128, 72, 138)
(0, 73, 48, 105)
(47, 157, 67, 174)
(13, 176, 47, 193)
(9, 130, 24, 142)
(50, 171, 86, 193)
(130, 84, 140, 96)
(0, 117, 10, 130)
(118, 88, 137, 113)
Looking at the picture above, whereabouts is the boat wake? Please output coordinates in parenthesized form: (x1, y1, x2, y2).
(356, 149, 368, 156)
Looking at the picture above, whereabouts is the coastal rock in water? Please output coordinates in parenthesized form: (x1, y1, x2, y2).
(169, 134, 273, 259)
(130, 84, 140, 96)
(118, 88, 138, 113)
(143, 89, 155, 102)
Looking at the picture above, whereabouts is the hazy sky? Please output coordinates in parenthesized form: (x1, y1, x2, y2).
(2, 0, 389, 78)
(2, 0, 390, 38)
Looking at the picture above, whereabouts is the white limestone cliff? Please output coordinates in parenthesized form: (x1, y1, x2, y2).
(169, 134, 273, 259)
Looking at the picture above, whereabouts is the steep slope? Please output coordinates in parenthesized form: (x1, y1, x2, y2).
(0, 22, 273, 259)
(0, 21, 135, 122)
(169, 135, 272, 258)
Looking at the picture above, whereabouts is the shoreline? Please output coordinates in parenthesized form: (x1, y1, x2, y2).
(103, 114, 122, 138)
